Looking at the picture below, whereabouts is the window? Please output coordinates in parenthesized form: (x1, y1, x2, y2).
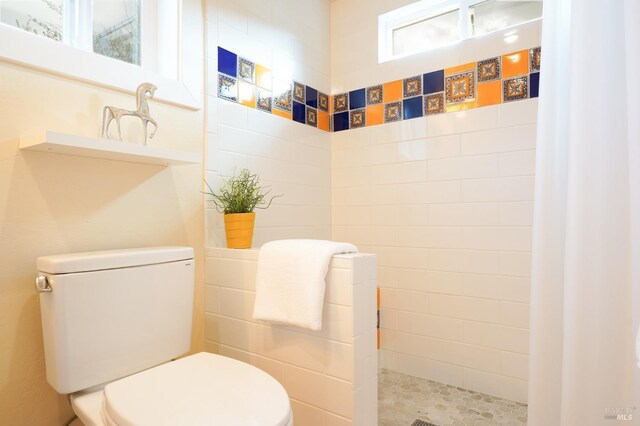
(0, 0, 142, 65)
(378, 0, 543, 63)
(0, 0, 201, 109)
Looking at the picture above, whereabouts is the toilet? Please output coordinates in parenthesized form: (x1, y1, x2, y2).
(36, 246, 292, 426)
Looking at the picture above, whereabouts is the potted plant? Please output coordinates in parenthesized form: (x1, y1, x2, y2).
(205, 169, 280, 249)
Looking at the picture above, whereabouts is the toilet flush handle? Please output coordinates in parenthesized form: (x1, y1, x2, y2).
(35, 275, 52, 293)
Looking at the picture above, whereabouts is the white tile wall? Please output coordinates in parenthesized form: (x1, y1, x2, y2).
(205, 0, 331, 248)
(205, 248, 378, 425)
(330, 96, 537, 404)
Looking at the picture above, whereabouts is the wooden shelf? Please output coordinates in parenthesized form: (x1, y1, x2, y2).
(19, 131, 200, 166)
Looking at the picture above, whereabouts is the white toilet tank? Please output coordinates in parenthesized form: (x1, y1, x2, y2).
(37, 246, 195, 395)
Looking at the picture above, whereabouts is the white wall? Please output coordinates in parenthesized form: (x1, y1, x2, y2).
(0, 13, 205, 426)
(205, 0, 332, 248)
(331, 0, 541, 403)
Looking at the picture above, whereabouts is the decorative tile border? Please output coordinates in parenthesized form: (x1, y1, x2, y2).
(216, 46, 330, 132)
(216, 46, 540, 133)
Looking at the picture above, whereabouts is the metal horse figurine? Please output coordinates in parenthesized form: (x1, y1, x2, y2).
(102, 83, 158, 145)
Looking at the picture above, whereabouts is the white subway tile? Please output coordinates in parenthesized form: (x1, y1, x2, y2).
(289, 400, 325, 426)
(500, 351, 529, 380)
(396, 353, 464, 387)
(378, 349, 399, 370)
(204, 284, 220, 314)
(429, 293, 500, 323)
(397, 181, 461, 204)
(397, 311, 464, 341)
(461, 274, 531, 303)
(325, 340, 354, 381)
(463, 322, 529, 353)
(396, 204, 430, 226)
(461, 124, 537, 155)
(378, 266, 398, 288)
(381, 330, 431, 358)
(427, 106, 499, 137)
(428, 203, 499, 226)
(427, 337, 501, 373)
(397, 135, 461, 161)
(498, 98, 538, 127)
(499, 201, 534, 226)
(397, 226, 462, 249)
(461, 176, 535, 202)
(500, 251, 533, 277)
(380, 288, 429, 314)
(499, 150, 536, 176)
(205, 314, 251, 351)
(380, 308, 399, 330)
(500, 301, 530, 329)
(462, 227, 533, 251)
(463, 368, 528, 403)
(218, 288, 255, 320)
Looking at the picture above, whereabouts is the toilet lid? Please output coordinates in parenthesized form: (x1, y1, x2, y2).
(102, 352, 292, 426)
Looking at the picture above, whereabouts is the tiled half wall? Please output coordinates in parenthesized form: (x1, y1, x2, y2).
(217, 45, 541, 133)
(205, 248, 378, 425)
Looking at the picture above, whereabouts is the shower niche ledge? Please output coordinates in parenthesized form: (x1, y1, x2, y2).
(19, 131, 199, 166)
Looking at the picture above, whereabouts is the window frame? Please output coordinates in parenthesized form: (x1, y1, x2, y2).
(378, 0, 542, 63)
(0, 0, 201, 110)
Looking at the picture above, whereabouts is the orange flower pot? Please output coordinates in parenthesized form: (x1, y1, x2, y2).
(224, 212, 255, 249)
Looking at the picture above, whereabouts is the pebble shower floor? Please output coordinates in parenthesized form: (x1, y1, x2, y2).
(378, 369, 528, 425)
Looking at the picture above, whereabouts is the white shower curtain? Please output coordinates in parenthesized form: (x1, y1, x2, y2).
(528, 0, 640, 425)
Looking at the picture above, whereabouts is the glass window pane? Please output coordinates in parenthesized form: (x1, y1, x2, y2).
(392, 9, 460, 57)
(93, 0, 141, 65)
(0, 0, 63, 41)
(471, 0, 542, 36)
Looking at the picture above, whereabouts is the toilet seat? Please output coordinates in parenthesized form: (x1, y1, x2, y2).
(74, 352, 292, 426)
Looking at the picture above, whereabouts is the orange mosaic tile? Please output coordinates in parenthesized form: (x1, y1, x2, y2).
(383, 80, 402, 103)
(366, 104, 384, 126)
(502, 50, 529, 78)
(477, 80, 502, 107)
(318, 111, 329, 131)
(238, 81, 256, 108)
(255, 64, 272, 90)
(272, 108, 292, 120)
(445, 101, 478, 113)
(445, 61, 475, 75)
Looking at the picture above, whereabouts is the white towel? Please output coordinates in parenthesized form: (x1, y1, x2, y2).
(252, 239, 358, 331)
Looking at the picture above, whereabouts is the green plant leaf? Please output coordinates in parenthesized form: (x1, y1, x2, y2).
(204, 169, 282, 214)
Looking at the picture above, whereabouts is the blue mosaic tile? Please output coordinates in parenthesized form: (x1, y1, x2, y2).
(333, 111, 350, 132)
(530, 72, 540, 98)
(403, 96, 423, 120)
(293, 101, 306, 123)
(218, 47, 237, 78)
(306, 86, 318, 108)
(349, 88, 366, 110)
(423, 70, 444, 94)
